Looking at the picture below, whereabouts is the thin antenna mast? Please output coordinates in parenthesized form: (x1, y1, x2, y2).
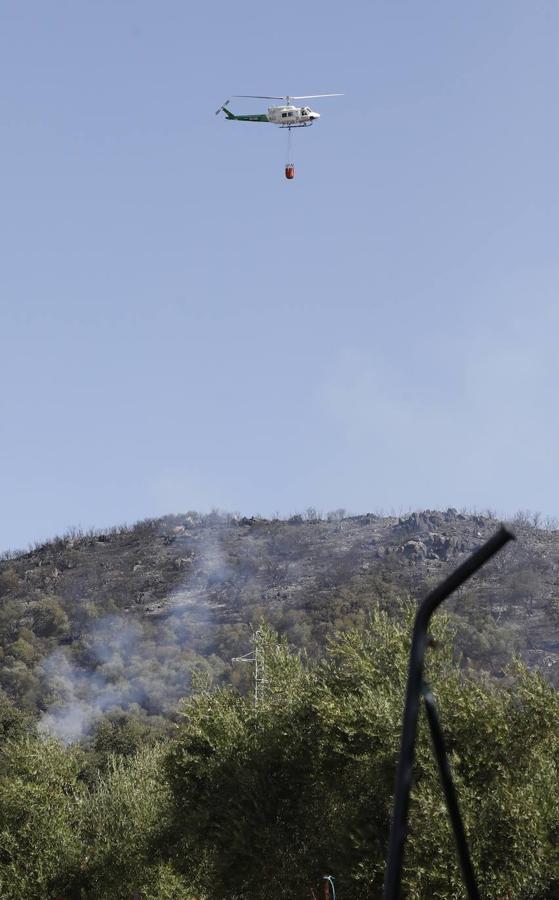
(232, 626, 266, 705)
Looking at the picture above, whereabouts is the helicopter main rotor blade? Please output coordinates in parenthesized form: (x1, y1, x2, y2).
(233, 95, 285, 100)
(289, 93, 344, 99)
(233, 93, 343, 100)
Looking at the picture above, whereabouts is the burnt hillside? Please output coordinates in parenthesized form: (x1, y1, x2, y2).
(1, 509, 558, 741)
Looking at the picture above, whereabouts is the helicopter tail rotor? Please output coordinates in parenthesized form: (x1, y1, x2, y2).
(215, 100, 230, 115)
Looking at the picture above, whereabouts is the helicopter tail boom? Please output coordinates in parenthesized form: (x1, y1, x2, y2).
(216, 103, 269, 123)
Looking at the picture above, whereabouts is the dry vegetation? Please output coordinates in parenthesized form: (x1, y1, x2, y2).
(1, 507, 559, 741)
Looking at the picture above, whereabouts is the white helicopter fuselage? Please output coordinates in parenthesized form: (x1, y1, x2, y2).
(267, 104, 320, 126)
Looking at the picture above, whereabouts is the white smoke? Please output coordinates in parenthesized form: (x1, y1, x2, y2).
(37, 529, 233, 744)
(37, 647, 127, 744)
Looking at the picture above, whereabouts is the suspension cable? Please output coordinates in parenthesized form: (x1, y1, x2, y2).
(286, 125, 293, 163)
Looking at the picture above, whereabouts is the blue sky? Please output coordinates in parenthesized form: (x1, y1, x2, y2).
(1, 1, 558, 550)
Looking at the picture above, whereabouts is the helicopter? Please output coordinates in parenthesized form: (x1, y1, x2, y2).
(215, 94, 343, 127)
(215, 93, 342, 179)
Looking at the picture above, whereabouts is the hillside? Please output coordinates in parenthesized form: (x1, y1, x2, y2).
(1, 508, 558, 742)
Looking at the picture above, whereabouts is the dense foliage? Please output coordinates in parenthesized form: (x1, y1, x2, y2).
(1, 612, 559, 898)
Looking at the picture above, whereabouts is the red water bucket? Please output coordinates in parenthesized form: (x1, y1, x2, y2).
(285, 164, 295, 180)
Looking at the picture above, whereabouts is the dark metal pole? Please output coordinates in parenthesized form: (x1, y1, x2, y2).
(383, 526, 514, 899)
(422, 683, 480, 899)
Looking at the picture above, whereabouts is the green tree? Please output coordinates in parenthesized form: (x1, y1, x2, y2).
(77, 744, 190, 899)
(0, 689, 28, 742)
(0, 736, 85, 899)
(165, 611, 559, 899)
(32, 597, 69, 639)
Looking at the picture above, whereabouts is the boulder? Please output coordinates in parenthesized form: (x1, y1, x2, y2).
(401, 540, 427, 558)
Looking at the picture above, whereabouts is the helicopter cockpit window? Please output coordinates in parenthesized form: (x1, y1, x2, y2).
(282, 112, 288, 118)
(287, 111, 293, 117)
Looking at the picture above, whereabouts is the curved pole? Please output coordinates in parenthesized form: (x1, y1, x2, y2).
(383, 526, 514, 899)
